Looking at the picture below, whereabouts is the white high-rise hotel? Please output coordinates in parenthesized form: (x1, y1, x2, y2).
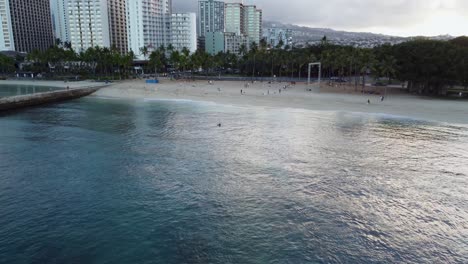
(127, 0, 172, 59)
(67, 0, 110, 51)
(171, 13, 197, 54)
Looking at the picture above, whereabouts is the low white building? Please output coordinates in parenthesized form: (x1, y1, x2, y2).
(171, 13, 197, 54)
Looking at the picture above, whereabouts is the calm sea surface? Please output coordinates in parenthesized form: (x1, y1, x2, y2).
(0, 84, 61, 98)
(0, 95, 467, 263)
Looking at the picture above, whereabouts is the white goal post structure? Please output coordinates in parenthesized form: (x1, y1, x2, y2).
(307, 62, 321, 88)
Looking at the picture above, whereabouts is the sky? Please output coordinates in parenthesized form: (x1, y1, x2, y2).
(173, 0, 468, 37)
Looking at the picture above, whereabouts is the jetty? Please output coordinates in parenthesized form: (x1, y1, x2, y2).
(0, 86, 100, 111)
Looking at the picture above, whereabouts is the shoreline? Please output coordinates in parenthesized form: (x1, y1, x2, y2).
(94, 79, 468, 125)
(1, 79, 467, 124)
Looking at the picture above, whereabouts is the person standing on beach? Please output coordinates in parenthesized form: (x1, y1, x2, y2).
(367, 99, 371, 104)
(241, 89, 243, 95)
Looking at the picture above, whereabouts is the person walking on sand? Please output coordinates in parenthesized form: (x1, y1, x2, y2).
(241, 89, 243, 95)
(367, 99, 371, 104)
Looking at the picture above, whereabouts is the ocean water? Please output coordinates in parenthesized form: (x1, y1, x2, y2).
(0, 96, 467, 264)
(0, 84, 61, 98)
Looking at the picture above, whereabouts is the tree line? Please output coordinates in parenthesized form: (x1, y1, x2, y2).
(1, 36, 467, 95)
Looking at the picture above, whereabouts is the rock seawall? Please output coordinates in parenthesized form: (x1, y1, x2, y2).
(0, 87, 100, 111)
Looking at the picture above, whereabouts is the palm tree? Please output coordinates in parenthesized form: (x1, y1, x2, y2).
(170, 50, 181, 71)
(149, 49, 165, 76)
(379, 55, 397, 96)
(139, 46, 149, 61)
(380, 55, 397, 84)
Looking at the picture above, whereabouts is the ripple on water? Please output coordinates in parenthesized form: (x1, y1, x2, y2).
(0, 98, 467, 263)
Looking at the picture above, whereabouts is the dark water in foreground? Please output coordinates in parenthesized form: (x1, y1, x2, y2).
(0, 97, 467, 264)
(0, 84, 61, 98)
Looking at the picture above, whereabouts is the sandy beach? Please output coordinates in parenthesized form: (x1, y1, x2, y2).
(91, 79, 468, 125)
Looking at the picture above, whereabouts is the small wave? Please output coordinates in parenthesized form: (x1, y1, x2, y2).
(143, 98, 201, 103)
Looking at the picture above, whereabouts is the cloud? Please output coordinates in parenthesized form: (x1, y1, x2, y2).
(172, 0, 468, 36)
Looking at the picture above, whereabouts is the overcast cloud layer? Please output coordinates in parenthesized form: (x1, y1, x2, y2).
(173, 0, 468, 36)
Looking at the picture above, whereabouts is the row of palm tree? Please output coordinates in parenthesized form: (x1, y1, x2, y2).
(10, 35, 468, 94)
(143, 36, 467, 94)
(25, 44, 135, 79)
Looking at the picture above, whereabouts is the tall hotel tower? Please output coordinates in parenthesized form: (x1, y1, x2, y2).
(67, 0, 110, 51)
(198, 0, 224, 37)
(127, 0, 172, 59)
(0, 0, 54, 52)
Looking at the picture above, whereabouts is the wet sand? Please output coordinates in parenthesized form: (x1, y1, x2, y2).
(3, 79, 466, 124)
(92, 79, 468, 125)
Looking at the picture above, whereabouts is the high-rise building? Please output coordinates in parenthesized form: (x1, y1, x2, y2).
(127, 0, 172, 59)
(50, 0, 69, 43)
(244, 5, 262, 46)
(198, 0, 224, 37)
(205, 31, 224, 55)
(67, 0, 110, 52)
(0, 0, 15, 51)
(171, 13, 197, 54)
(0, 0, 54, 52)
(225, 3, 244, 36)
(224, 32, 248, 55)
(108, 0, 127, 53)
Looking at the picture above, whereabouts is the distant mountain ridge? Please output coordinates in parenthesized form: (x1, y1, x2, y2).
(263, 21, 454, 47)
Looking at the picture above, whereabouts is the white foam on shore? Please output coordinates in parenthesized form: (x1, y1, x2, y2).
(143, 98, 201, 103)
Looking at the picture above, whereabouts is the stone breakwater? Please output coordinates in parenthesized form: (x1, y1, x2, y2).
(0, 87, 100, 111)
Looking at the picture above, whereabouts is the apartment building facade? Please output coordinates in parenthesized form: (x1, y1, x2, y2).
(108, 0, 127, 53)
(198, 0, 224, 37)
(171, 13, 197, 54)
(67, 0, 110, 51)
(244, 5, 262, 46)
(50, 0, 70, 43)
(127, 0, 172, 59)
(0, 0, 54, 52)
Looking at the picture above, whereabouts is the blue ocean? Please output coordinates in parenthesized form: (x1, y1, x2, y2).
(0, 95, 467, 263)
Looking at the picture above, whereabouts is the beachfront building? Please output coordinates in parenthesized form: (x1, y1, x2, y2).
(50, 0, 70, 43)
(67, 0, 110, 52)
(225, 3, 244, 36)
(127, 0, 172, 59)
(0, 0, 54, 52)
(243, 5, 262, 46)
(205, 32, 224, 55)
(171, 13, 197, 54)
(108, 0, 127, 54)
(198, 0, 224, 37)
(224, 32, 248, 55)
